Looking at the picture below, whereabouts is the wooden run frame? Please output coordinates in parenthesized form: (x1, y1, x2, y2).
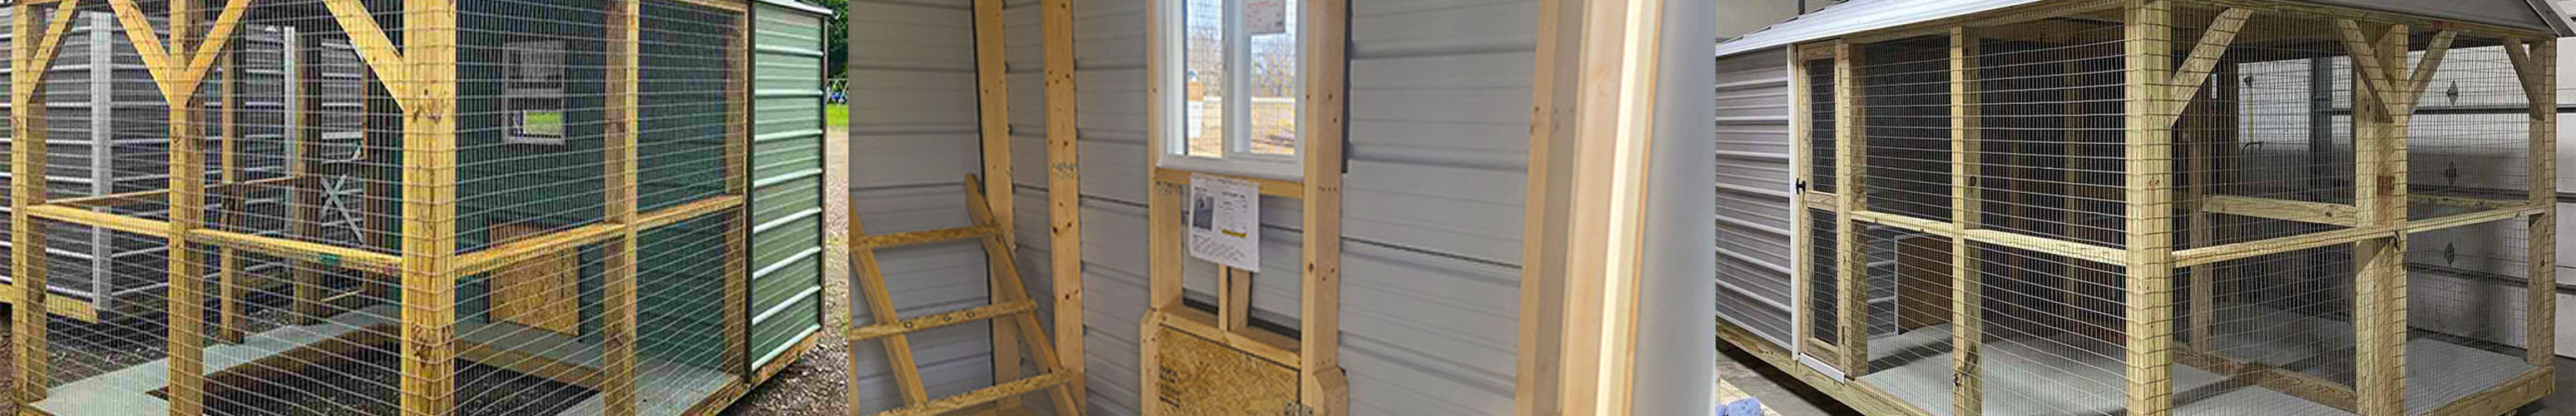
(1136, 0, 1349, 413)
(1740, 0, 2564, 415)
(4, 1, 807, 416)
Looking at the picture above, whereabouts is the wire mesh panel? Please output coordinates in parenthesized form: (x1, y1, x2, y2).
(5, 0, 796, 415)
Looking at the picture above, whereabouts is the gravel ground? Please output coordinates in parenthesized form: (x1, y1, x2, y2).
(1, 127, 862, 416)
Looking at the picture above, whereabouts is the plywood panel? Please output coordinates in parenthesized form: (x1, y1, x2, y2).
(1151, 324, 1298, 416)
(491, 223, 581, 335)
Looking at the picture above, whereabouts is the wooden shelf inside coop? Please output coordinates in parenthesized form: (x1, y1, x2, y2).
(28, 305, 734, 416)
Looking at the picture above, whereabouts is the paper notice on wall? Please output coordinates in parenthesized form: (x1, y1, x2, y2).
(1187, 175, 1260, 271)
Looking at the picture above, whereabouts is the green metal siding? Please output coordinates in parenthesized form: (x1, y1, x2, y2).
(748, 2, 828, 370)
(446, 0, 749, 370)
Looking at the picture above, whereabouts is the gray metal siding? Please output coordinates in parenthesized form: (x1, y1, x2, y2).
(843, 0, 1008, 411)
(1339, 0, 1536, 413)
(750, 2, 830, 372)
(1712, 47, 1796, 348)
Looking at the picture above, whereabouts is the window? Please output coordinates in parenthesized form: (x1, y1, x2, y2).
(505, 40, 568, 146)
(1164, 0, 1302, 178)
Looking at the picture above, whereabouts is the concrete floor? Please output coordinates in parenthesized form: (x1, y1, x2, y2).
(1715, 344, 2576, 416)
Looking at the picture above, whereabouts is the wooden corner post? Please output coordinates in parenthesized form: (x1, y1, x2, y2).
(606, 0, 644, 414)
(2122, 1, 2178, 415)
(1515, 0, 1575, 412)
(398, 0, 462, 414)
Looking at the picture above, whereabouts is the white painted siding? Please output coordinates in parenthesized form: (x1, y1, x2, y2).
(843, 0, 1004, 413)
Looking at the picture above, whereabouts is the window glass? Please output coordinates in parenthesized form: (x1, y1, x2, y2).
(1244, 0, 1296, 156)
(505, 40, 568, 146)
(1184, 0, 1227, 157)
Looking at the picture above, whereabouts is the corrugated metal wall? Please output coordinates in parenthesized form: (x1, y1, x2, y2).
(749, 0, 831, 374)
(1712, 47, 1797, 348)
(842, 0, 1009, 412)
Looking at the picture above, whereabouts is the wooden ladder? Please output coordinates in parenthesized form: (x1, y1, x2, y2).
(845, 175, 1083, 416)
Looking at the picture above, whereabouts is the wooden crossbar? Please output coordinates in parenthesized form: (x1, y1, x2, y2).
(877, 373, 1070, 416)
(845, 176, 1084, 415)
(851, 225, 1003, 250)
(847, 300, 1035, 341)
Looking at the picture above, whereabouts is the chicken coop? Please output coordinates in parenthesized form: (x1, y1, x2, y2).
(1711, 0, 2568, 415)
(2, 0, 832, 415)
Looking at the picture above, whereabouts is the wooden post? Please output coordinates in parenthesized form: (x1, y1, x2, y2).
(11, 0, 51, 404)
(1830, 38, 1867, 374)
(969, 0, 1020, 405)
(2507, 37, 2559, 368)
(398, 0, 462, 414)
(1515, 0, 1575, 412)
(1947, 26, 1983, 416)
(290, 30, 326, 325)
(1301, 0, 1348, 413)
(604, 0, 641, 414)
(166, 0, 210, 412)
(1041, 0, 1086, 404)
(2121, 2, 2177, 416)
(218, 42, 244, 344)
(1555, 0, 1665, 411)
(2341, 20, 2408, 416)
(724, 7, 753, 379)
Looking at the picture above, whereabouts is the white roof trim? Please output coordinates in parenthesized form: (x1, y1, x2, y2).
(1718, 0, 2576, 58)
(1715, 0, 2044, 58)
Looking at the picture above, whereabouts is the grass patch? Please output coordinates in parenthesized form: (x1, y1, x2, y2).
(828, 104, 848, 127)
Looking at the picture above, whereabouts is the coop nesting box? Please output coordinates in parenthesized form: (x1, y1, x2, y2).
(1712, 0, 2570, 414)
(3, 0, 832, 415)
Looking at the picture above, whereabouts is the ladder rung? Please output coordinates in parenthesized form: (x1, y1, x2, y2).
(853, 225, 1004, 250)
(873, 372, 1070, 416)
(847, 300, 1036, 341)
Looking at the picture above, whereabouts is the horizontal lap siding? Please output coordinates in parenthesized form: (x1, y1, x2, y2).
(843, 0, 1006, 412)
(752, 2, 830, 373)
(1712, 47, 1796, 348)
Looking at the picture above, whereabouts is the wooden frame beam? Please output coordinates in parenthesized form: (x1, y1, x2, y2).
(2122, 2, 2179, 415)
(969, 0, 1021, 405)
(2198, 195, 2361, 226)
(1830, 37, 1868, 376)
(11, 0, 78, 400)
(1516, 0, 1575, 409)
(1946, 25, 1984, 416)
(1300, 0, 1350, 412)
(604, 0, 643, 413)
(2502, 37, 2557, 369)
(1041, 0, 1087, 404)
(1554, 0, 1665, 410)
(397, 0, 461, 414)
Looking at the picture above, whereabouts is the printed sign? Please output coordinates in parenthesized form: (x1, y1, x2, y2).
(1187, 175, 1260, 271)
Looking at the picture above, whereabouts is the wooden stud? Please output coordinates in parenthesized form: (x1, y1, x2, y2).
(1219, 267, 1253, 333)
(1555, 0, 1665, 411)
(1302, 0, 1349, 413)
(2164, 7, 2252, 115)
(847, 300, 1039, 341)
(1783, 41, 1816, 363)
(1041, 0, 1086, 404)
(1830, 39, 1868, 375)
(605, 0, 642, 414)
(2197, 195, 2361, 226)
(1947, 25, 1982, 416)
(398, 0, 461, 414)
(2121, 2, 2178, 416)
(968, 0, 1021, 406)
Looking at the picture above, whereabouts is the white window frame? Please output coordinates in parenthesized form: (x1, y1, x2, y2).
(1155, 0, 1307, 180)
